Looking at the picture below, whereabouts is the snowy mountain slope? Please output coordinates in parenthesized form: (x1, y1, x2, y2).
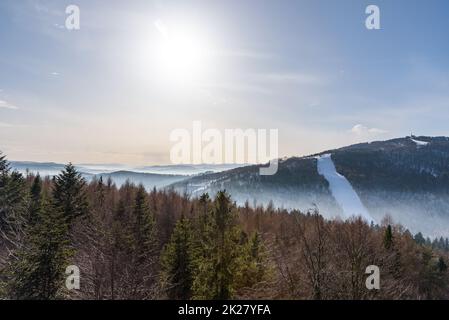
(411, 138, 430, 147)
(170, 136, 449, 236)
(317, 154, 374, 223)
(170, 157, 342, 215)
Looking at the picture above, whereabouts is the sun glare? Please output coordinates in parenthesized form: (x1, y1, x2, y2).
(152, 20, 212, 84)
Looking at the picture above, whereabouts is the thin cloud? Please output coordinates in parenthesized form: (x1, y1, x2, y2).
(0, 100, 19, 110)
(217, 49, 274, 60)
(200, 82, 272, 95)
(350, 124, 387, 136)
(253, 72, 328, 86)
(53, 23, 66, 30)
(205, 72, 327, 96)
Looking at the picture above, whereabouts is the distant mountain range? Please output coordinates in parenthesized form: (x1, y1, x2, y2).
(10, 136, 449, 236)
(170, 136, 449, 237)
(9, 162, 246, 176)
(8, 162, 245, 190)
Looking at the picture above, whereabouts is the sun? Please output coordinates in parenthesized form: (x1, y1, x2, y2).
(152, 20, 211, 84)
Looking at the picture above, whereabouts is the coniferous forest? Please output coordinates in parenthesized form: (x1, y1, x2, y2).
(1, 152, 448, 300)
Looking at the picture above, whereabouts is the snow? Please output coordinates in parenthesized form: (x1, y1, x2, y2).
(189, 178, 217, 195)
(411, 138, 429, 147)
(317, 154, 374, 223)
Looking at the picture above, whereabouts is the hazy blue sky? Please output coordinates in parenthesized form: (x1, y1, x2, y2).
(1, 0, 449, 164)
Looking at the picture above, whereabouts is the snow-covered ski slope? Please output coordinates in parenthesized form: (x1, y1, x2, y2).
(317, 154, 374, 223)
(410, 137, 429, 147)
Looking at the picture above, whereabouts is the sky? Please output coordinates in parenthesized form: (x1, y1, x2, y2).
(1, 0, 449, 165)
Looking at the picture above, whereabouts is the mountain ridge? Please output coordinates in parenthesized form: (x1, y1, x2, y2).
(169, 136, 449, 237)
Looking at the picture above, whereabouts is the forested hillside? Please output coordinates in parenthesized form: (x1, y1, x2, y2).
(171, 136, 449, 236)
(1, 152, 448, 300)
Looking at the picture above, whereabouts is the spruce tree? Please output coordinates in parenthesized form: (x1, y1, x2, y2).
(0, 152, 9, 177)
(108, 198, 134, 299)
(384, 225, 393, 250)
(0, 153, 11, 297)
(437, 257, 447, 273)
(28, 174, 42, 226)
(130, 185, 158, 298)
(0, 153, 28, 273)
(438, 237, 445, 250)
(8, 199, 70, 299)
(192, 191, 243, 300)
(414, 232, 426, 246)
(161, 216, 195, 299)
(52, 163, 88, 224)
(0, 168, 27, 232)
(133, 185, 157, 262)
(235, 231, 271, 293)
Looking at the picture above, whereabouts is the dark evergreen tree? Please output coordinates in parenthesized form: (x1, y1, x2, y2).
(8, 199, 70, 299)
(0, 152, 8, 172)
(133, 186, 157, 262)
(28, 175, 42, 226)
(0, 153, 28, 280)
(384, 225, 393, 250)
(432, 238, 439, 249)
(437, 257, 447, 273)
(161, 216, 195, 299)
(193, 191, 243, 300)
(414, 232, 426, 246)
(52, 164, 88, 224)
(237, 231, 270, 290)
(0, 168, 27, 232)
(108, 198, 134, 299)
(438, 237, 446, 251)
(129, 185, 159, 298)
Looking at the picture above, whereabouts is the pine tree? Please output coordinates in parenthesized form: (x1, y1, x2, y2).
(384, 225, 393, 250)
(196, 193, 212, 244)
(237, 231, 270, 290)
(0, 153, 28, 275)
(0, 152, 8, 173)
(133, 186, 157, 262)
(95, 177, 106, 209)
(0, 167, 28, 232)
(129, 185, 159, 298)
(438, 237, 445, 251)
(192, 191, 243, 300)
(8, 199, 71, 299)
(52, 164, 88, 224)
(108, 198, 134, 299)
(437, 257, 447, 273)
(0, 152, 11, 297)
(28, 175, 42, 226)
(414, 232, 426, 246)
(161, 216, 195, 299)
